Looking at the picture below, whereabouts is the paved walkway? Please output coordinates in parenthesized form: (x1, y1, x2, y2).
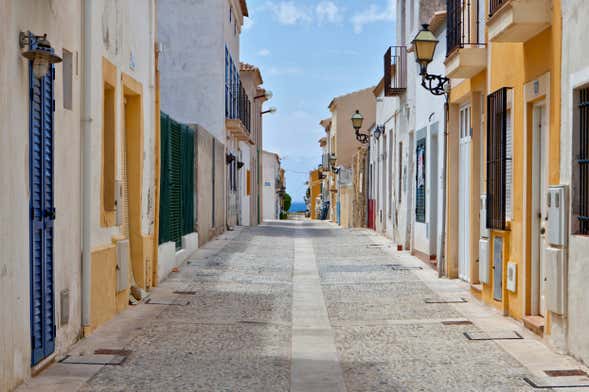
(18, 220, 589, 391)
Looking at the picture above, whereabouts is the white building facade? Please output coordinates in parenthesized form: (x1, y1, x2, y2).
(262, 151, 281, 221)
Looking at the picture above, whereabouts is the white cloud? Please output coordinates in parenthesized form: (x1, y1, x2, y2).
(267, 66, 303, 76)
(266, 2, 312, 25)
(243, 17, 254, 32)
(351, 0, 396, 34)
(316, 1, 342, 24)
(258, 48, 271, 57)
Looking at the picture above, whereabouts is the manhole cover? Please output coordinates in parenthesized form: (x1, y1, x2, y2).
(545, 369, 588, 377)
(145, 299, 190, 306)
(61, 354, 126, 365)
(424, 297, 467, 304)
(441, 320, 473, 326)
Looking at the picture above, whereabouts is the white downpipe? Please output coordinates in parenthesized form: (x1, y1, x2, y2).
(81, 0, 93, 326)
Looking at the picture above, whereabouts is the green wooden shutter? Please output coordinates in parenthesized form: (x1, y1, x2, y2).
(159, 113, 171, 245)
(181, 125, 194, 235)
(169, 120, 183, 248)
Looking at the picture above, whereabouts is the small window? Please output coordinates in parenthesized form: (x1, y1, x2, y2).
(62, 49, 73, 110)
(573, 87, 589, 234)
(415, 137, 426, 223)
(103, 82, 116, 214)
(486, 87, 511, 230)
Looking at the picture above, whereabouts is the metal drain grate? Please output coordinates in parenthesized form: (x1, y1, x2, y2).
(145, 298, 190, 306)
(545, 369, 588, 377)
(424, 297, 468, 304)
(464, 331, 523, 341)
(173, 291, 197, 295)
(523, 377, 589, 389)
(94, 349, 132, 356)
(441, 320, 473, 326)
(61, 354, 127, 365)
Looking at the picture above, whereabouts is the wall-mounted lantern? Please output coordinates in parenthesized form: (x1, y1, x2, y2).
(411, 24, 449, 97)
(19, 32, 62, 79)
(237, 161, 245, 169)
(351, 110, 368, 144)
(226, 153, 236, 165)
(373, 125, 385, 140)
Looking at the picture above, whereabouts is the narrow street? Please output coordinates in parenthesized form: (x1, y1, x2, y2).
(20, 220, 589, 392)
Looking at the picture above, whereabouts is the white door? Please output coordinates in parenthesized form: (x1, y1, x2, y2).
(532, 104, 548, 316)
(459, 106, 472, 282)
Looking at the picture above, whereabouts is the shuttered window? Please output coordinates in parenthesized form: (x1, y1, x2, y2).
(159, 113, 194, 248)
(486, 87, 511, 230)
(575, 87, 589, 234)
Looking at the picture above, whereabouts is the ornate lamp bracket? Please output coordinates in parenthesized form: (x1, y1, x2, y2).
(421, 73, 450, 97)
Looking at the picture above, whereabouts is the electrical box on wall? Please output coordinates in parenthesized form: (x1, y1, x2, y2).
(507, 262, 517, 293)
(479, 238, 490, 284)
(545, 246, 567, 315)
(547, 186, 568, 247)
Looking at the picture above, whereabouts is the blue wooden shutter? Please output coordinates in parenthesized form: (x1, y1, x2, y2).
(30, 63, 56, 365)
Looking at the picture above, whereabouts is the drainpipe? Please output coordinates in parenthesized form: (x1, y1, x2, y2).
(438, 98, 449, 278)
(81, 0, 93, 328)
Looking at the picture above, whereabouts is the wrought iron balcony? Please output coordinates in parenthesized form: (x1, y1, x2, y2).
(447, 0, 485, 57)
(225, 79, 252, 142)
(489, 0, 506, 17)
(384, 46, 407, 97)
(486, 0, 551, 43)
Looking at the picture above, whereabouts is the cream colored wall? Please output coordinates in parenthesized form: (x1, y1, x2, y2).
(89, 0, 157, 249)
(0, 2, 82, 390)
(333, 88, 376, 168)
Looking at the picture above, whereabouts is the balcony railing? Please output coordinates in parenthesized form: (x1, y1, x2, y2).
(384, 46, 407, 96)
(489, 0, 507, 17)
(238, 84, 251, 133)
(226, 79, 251, 134)
(447, 0, 485, 56)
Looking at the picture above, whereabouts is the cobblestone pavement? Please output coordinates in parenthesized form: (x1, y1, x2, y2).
(26, 220, 589, 391)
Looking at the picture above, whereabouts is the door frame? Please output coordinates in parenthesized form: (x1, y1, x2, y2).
(530, 102, 548, 316)
(458, 104, 472, 282)
(523, 72, 551, 317)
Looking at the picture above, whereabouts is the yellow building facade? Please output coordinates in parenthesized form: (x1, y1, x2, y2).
(445, 0, 561, 336)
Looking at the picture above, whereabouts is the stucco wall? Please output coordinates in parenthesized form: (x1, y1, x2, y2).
(561, 0, 589, 366)
(0, 2, 82, 390)
(263, 151, 279, 220)
(158, 0, 225, 142)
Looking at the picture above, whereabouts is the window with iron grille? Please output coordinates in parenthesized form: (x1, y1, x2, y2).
(486, 87, 511, 230)
(415, 138, 426, 223)
(574, 87, 589, 234)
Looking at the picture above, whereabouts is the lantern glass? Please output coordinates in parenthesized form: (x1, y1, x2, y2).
(351, 110, 364, 131)
(33, 57, 50, 79)
(412, 24, 438, 72)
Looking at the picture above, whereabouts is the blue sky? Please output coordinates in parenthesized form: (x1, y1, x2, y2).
(241, 0, 396, 202)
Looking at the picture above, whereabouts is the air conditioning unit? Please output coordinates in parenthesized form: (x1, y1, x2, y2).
(479, 238, 490, 284)
(480, 195, 489, 238)
(116, 239, 130, 292)
(545, 246, 566, 315)
(547, 186, 568, 247)
(507, 262, 517, 293)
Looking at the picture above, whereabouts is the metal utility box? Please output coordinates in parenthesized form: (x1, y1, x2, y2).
(116, 240, 130, 292)
(479, 238, 490, 284)
(547, 186, 568, 247)
(545, 246, 566, 315)
(480, 195, 489, 238)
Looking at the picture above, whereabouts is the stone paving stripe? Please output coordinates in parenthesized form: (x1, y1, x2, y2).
(291, 235, 347, 392)
(523, 376, 589, 389)
(424, 297, 468, 303)
(60, 355, 126, 366)
(544, 369, 589, 377)
(464, 330, 524, 340)
(145, 299, 190, 306)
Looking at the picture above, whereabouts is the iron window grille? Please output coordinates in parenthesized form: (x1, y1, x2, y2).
(384, 46, 407, 96)
(575, 87, 589, 234)
(447, 0, 486, 57)
(225, 48, 251, 133)
(415, 138, 426, 223)
(486, 87, 511, 230)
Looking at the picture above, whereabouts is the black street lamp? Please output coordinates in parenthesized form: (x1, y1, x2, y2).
(351, 110, 369, 144)
(412, 24, 449, 97)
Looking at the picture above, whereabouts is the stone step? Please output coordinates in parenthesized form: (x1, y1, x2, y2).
(523, 315, 545, 337)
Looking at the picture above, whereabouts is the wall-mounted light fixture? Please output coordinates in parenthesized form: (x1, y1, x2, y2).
(262, 107, 277, 115)
(226, 153, 236, 165)
(373, 125, 385, 140)
(19, 32, 62, 79)
(255, 90, 273, 100)
(237, 161, 245, 169)
(412, 24, 449, 97)
(351, 110, 369, 144)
